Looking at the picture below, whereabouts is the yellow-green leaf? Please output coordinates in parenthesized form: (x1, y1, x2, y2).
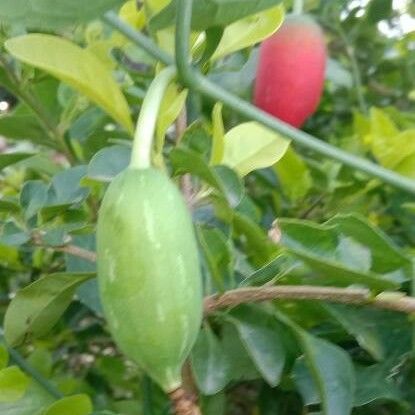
(211, 4, 285, 61)
(156, 83, 188, 153)
(5, 34, 133, 133)
(144, 0, 171, 16)
(0, 346, 9, 370)
(223, 122, 290, 177)
(274, 147, 312, 202)
(42, 394, 93, 415)
(0, 366, 30, 403)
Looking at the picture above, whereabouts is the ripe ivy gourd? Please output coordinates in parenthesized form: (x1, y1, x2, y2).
(96, 67, 203, 392)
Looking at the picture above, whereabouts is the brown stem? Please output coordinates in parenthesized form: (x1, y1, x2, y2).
(54, 245, 97, 262)
(169, 387, 201, 415)
(29, 236, 415, 316)
(204, 286, 415, 316)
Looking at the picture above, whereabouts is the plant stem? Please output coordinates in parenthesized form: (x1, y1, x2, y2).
(293, 0, 304, 14)
(204, 286, 415, 315)
(130, 66, 176, 169)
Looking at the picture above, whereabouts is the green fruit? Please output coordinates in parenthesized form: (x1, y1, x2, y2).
(97, 167, 203, 392)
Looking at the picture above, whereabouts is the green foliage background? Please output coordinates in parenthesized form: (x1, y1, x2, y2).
(0, 0, 415, 414)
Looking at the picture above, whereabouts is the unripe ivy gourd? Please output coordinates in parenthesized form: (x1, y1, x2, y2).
(96, 68, 203, 393)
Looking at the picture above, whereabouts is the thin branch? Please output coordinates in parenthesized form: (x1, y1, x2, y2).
(204, 285, 415, 316)
(54, 245, 97, 262)
(32, 242, 415, 316)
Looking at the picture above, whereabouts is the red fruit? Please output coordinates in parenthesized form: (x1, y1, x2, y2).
(254, 15, 327, 128)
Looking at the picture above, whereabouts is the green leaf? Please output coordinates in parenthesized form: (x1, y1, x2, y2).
(273, 147, 312, 203)
(0, 104, 52, 147)
(211, 4, 284, 60)
(278, 217, 405, 290)
(366, 0, 393, 23)
(367, 108, 415, 178)
(354, 363, 402, 406)
(280, 314, 355, 415)
(229, 305, 285, 387)
(0, 366, 30, 403)
(150, 0, 283, 31)
(196, 225, 233, 291)
(191, 325, 230, 395)
(324, 304, 384, 361)
(0, 153, 35, 170)
(0, 345, 9, 370)
(156, 84, 188, 154)
(42, 394, 93, 415)
(0, 222, 30, 247)
(233, 212, 277, 265)
(326, 214, 411, 274)
(210, 103, 225, 165)
(0, 382, 54, 415)
(45, 166, 89, 207)
(222, 323, 259, 382)
(0, 0, 124, 30)
(27, 348, 53, 378)
(170, 147, 244, 207)
(87, 145, 131, 182)
(241, 254, 296, 286)
(4, 272, 95, 346)
(223, 122, 290, 177)
(20, 180, 48, 220)
(5, 35, 133, 133)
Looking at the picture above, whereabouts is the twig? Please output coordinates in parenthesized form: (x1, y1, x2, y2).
(204, 285, 415, 316)
(31, 242, 415, 317)
(54, 245, 97, 262)
(169, 387, 201, 415)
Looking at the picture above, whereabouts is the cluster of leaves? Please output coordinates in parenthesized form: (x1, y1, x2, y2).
(0, 0, 414, 414)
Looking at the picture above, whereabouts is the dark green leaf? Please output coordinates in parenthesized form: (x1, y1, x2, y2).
(229, 305, 285, 387)
(278, 217, 404, 290)
(87, 145, 131, 182)
(44, 166, 89, 207)
(354, 363, 401, 406)
(366, 0, 393, 23)
(196, 225, 234, 291)
(0, 222, 30, 247)
(324, 304, 384, 361)
(191, 325, 230, 395)
(0, 153, 34, 170)
(20, 180, 48, 220)
(150, 0, 283, 31)
(4, 272, 95, 346)
(291, 334, 355, 415)
(0, 0, 124, 30)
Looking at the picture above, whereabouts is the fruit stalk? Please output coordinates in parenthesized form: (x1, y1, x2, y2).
(130, 66, 177, 169)
(293, 0, 304, 14)
(169, 387, 201, 415)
